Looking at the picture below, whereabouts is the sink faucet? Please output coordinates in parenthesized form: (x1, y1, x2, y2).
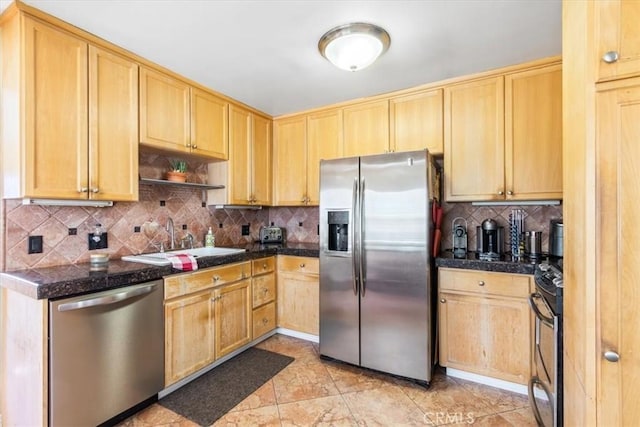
(166, 217, 175, 250)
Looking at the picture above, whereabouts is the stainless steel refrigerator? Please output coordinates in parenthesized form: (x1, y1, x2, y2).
(319, 150, 439, 383)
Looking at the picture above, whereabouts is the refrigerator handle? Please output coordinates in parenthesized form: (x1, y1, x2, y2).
(351, 177, 359, 296)
(359, 178, 366, 297)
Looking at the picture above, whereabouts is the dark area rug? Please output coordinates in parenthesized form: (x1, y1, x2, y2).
(159, 347, 294, 426)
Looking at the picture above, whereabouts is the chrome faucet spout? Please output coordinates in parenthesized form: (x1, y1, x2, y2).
(166, 217, 175, 250)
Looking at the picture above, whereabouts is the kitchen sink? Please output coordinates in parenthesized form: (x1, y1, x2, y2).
(121, 247, 246, 266)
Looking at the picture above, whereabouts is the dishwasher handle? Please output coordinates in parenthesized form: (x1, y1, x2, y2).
(57, 284, 157, 312)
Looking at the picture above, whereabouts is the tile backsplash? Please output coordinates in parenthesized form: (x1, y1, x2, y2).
(440, 201, 563, 254)
(0, 149, 558, 271)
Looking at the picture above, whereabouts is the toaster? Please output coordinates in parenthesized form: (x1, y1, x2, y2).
(260, 226, 284, 244)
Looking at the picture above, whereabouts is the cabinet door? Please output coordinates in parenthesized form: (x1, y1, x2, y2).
(343, 100, 390, 157)
(307, 109, 343, 205)
(139, 67, 190, 153)
(164, 291, 215, 386)
(596, 79, 640, 425)
(252, 272, 276, 308)
(273, 116, 307, 205)
(23, 18, 88, 199)
(390, 89, 443, 155)
(438, 292, 531, 384)
(597, 0, 640, 81)
(88, 46, 138, 201)
(228, 105, 252, 204)
(191, 88, 228, 160)
(505, 64, 563, 200)
(252, 114, 272, 205)
(277, 271, 319, 335)
(444, 76, 505, 201)
(215, 279, 252, 358)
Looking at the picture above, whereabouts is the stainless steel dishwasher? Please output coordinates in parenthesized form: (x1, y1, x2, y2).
(49, 280, 164, 426)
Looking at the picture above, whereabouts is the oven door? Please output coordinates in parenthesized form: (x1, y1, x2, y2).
(528, 292, 558, 427)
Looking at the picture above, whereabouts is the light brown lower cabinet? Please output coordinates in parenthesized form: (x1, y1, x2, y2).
(164, 261, 252, 386)
(251, 257, 277, 339)
(277, 256, 319, 335)
(438, 268, 533, 385)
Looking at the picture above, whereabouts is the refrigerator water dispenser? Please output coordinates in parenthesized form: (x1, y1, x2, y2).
(327, 210, 349, 252)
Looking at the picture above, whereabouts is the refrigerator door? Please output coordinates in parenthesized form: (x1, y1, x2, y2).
(319, 156, 360, 365)
(359, 151, 431, 381)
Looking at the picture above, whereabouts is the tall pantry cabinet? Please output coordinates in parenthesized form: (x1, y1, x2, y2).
(564, 0, 640, 424)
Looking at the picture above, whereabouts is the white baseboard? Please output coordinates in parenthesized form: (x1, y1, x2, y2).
(445, 368, 529, 396)
(276, 327, 319, 343)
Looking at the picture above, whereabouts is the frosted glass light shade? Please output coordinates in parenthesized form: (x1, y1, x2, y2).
(319, 23, 390, 72)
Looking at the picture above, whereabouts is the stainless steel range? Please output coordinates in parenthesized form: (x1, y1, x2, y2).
(528, 260, 563, 427)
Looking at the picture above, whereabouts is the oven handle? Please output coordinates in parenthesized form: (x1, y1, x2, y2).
(528, 293, 554, 326)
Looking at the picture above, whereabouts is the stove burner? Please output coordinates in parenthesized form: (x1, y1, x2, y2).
(534, 261, 563, 316)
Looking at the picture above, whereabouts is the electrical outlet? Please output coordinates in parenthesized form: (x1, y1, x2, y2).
(28, 236, 43, 254)
(241, 224, 250, 236)
(88, 233, 109, 250)
(68, 228, 77, 236)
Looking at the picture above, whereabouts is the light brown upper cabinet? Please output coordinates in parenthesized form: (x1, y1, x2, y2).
(343, 100, 390, 157)
(445, 62, 562, 202)
(596, 0, 640, 82)
(444, 76, 505, 201)
(2, 16, 138, 201)
(390, 89, 444, 155)
(273, 116, 307, 205)
(505, 64, 562, 200)
(140, 67, 228, 160)
(273, 109, 342, 206)
(211, 105, 271, 206)
(306, 109, 343, 204)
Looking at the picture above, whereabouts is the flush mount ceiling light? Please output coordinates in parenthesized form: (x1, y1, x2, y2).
(318, 22, 390, 72)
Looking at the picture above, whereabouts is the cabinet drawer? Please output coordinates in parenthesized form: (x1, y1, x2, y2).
(439, 268, 531, 298)
(252, 272, 276, 308)
(165, 261, 251, 299)
(277, 256, 319, 275)
(252, 257, 275, 275)
(253, 302, 276, 338)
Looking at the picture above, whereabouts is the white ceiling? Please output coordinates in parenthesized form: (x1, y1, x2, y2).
(3, 0, 561, 117)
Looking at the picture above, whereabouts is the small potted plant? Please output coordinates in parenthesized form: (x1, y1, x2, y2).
(167, 159, 187, 182)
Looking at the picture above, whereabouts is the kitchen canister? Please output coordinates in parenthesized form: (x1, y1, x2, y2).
(550, 219, 563, 257)
(524, 231, 543, 258)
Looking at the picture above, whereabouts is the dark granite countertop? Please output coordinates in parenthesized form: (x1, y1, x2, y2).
(435, 250, 551, 275)
(0, 243, 319, 300)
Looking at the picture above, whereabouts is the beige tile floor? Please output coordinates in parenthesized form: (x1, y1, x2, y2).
(119, 334, 537, 426)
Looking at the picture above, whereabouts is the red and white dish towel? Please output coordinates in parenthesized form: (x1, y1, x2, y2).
(166, 254, 198, 271)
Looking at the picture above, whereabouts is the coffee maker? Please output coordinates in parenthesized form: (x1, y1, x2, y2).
(476, 218, 504, 260)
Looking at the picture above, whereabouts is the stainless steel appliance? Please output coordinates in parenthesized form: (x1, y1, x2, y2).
(451, 217, 468, 258)
(260, 226, 285, 244)
(549, 219, 563, 257)
(476, 218, 504, 260)
(49, 281, 165, 426)
(524, 231, 543, 258)
(319, 150, 439, 383)
(528, 261, 563, 427)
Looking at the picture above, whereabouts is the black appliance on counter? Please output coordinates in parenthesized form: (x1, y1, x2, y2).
(476, 218, 504, 261)
(528, 259, 563, 427)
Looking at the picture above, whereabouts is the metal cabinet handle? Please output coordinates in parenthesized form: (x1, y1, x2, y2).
(478, 281, 485, 286)
(91, 188, 99, 193)
(604, 351, 620, 362)
(192, 144, 197, 149)
(262, 263, 267, 269)
(186, 143, 191, 148)
(262, 287, 269, 294)
(507, 190, 513, 196)
(79, 187, 88, 193)
(497, 190, 504, 195)
(602, 51, 619, 64)
(262, 318, 269, 325)
(300, 263, 305, 268)
(213, 275, 220, 282)
(440, 298, 446, 303)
